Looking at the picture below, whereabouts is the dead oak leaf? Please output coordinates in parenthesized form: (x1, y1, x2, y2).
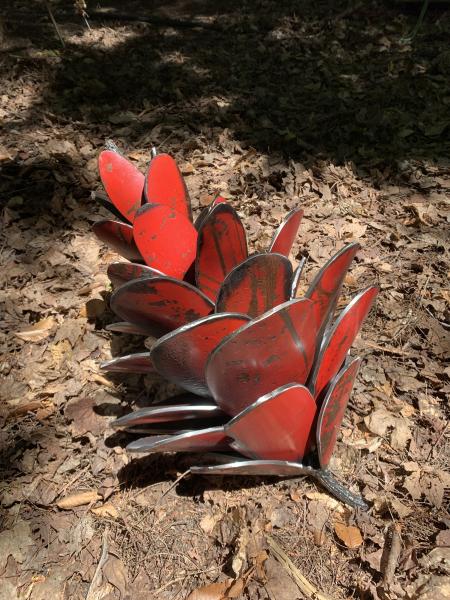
(334, 522, 363, 549)
(186, 579, 234, 600)
(14, 317, 56, 342)
(65, 396, 105, 437)
(364, 408, 411, 450)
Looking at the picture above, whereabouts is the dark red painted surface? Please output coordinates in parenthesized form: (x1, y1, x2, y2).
(305, 242, 360, 332)
(194, 195, 228, 231)
(310, 286, 378, 397)
(227, 383, 316, 461)
(316, 357, 361, 468)
(133, 203, 198, 279)
(92, 219, 142, 262)
(215, 253, 293, 318)
(195, 203, 248, 301)
(126, 427, 230, 453)
(100, 352, 155, 374)
(151, 313, 250, 396)
(206, 298, 317, 416)
(107, 261, 163, 288)
(144, 153, 191, 219)
(110, 277, 214, 333)
(106, 321, 154, 336)
(98, 150, 144, 222)
(268, 207, 303, 257)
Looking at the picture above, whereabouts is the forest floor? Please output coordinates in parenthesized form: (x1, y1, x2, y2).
(0, 1, 449, 598)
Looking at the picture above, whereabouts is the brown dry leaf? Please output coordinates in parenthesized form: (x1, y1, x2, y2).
(91, 503, 119, 519)
(103, 555, 128, 597)
(57, 490, 101, 510)
(0, 520, 34, 571)
(334, 522, 363, 549)
(364, 408, 411, 450)
(14, 317, 56, 342)
(64, 396, 106, 437)
(186, 579, 233, 600)
(437, 530, 450, 547)
(200, 513, 221, 534)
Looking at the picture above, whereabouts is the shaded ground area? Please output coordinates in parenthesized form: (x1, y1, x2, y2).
(0, 0, 449, 598)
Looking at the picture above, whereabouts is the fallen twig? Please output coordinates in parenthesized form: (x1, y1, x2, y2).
(382, 523, 402, 586)
(44, 0, 65, 47)
(86, 527, 109, 600)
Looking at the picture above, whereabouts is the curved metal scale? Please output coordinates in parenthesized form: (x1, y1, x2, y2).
(150, 313, 250, 397)
(106, 321, 158, 336)
(290, 256, 307, 299)
(133, 203, 198, 279)
(110, 277, 214, 333)
(268, 207, 304, 257)
(190, 459, 368, 510)
(215, 253, 293, 318)
(308, 286, 378, 398)
(107, 262, 163, 289)
(144, 153, 191, 220)
(316, 357, 361, 468)
(305, 242, 360, 333)
(195, 203, 248, 301)
(98, 150, 145, 222)
(227, 383, 316, 461)
(100, 352, 155, 374)
(127, 427, 230, 453)
(206, 298, 317, 416)
(93, 220, 142, 262)
(113, 402, 224, 429)
(194, 196, 228, 231)
(92, 190, 131, 224)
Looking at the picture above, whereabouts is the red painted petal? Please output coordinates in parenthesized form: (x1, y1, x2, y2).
(110, 277, 214, 333)
(100, 352, 155, 374)
(206, 298, 317, 416)
(92, 219, 142, 262)
(114, 404, 223, 428)
(194, 195, 228, 231)
(106, 321, 158, 336)
(316, 357, 361, 468)
(127, 427, 229, 453)
(310, 286, 378, 397)
(107, 262, 163, 288)
(227, 383, 316, 461)
(196, 203, 248, 301)
(98, 150, 144, 222)
(151, 313, 250, 397)
(133, 203, 198, 279)
(215, 253, 293, 318)
(268, 207, 303, 257)
(144, 153, 191, 219)
(306, 242, 360, 332)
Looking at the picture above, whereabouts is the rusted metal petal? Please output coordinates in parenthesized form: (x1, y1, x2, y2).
(107, 262, 163, 289)
(98, 150, 144, 222)
(305, 242, 360, 333)
(100, 352, 155, 374)
(215, 253, 293, 318)
(133, 203, 198, 278)
(113, 402, 224, 428)
(290, 256, 307, 299)
(110, 277, 214, 333)
(106, 321, 156, 336)
(190, 459, 368, 509)
(308, 286, 378, 398)
(196, 203, 248, 301)
(268, 207, 303, 257)
(124, 418, 228, 435)
(316, 357, 361, 468)
(93, 219, 142, 262)
(206, 298, 317, 416)
(226, 383, 316, 461)
(126, 427, 230, 453)
(194, 195, 228, 231)
(144, 153, 191, 220)
(151, 313, 250, 397)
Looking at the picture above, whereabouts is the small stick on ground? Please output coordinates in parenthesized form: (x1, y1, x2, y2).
(86, 527, 109, 600)
(266, 536, 333, 600)
(44, 0, 65, 47)
(382, 523, 402, 586)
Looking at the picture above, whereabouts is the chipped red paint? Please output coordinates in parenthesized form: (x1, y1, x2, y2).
(195, 203, 248, 301)
(107, 262, 163, 288)
(126, 427, 230, 453)
(206, 298, 317, 416)
(100, 352, 155, 374)
(110, 277, 214, 334)
(151, 313, 250, 397)
(316, 358, 361, 468)
(92, 219, 142, 262)
(144, 153, 191, 219)
(226, 383, 316, 461)
(268, 207, 304, 257)
(215, 253, 293, 318)
(305, 242, 360, 332)
(98, 150, 144, 222)
(133, 203, 198, 279)
(309, 286, 378, 397)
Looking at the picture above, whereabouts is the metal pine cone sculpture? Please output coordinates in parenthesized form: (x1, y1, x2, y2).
(93, 143, 379, 510)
